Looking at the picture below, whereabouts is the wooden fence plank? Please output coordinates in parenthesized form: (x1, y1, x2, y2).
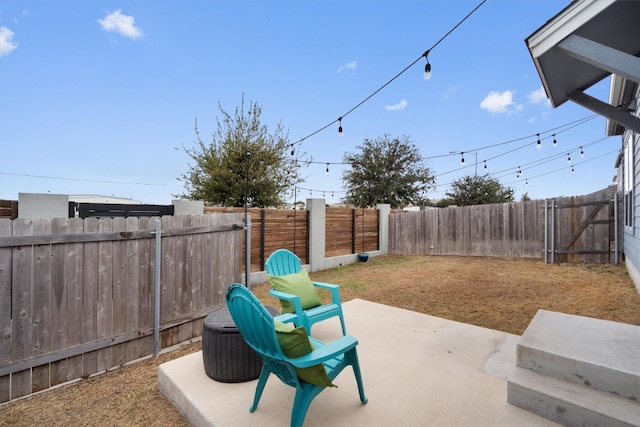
(201, 214, 214, 309)
(124, 217, 139, 361)
(50, 218, 69, 387)
(171, 215, 186, 346)
(111, 217, 127, 366)
(11, 219, 33, 399)
(96, 218, 113, 372)
(31, 218, 52, 393)
(0, 219, 13, 402)
(82, 218, 99, 378)
(65, 218, 84, 383)
(136, 217, 153, 357)
(161, 215, 174, 326)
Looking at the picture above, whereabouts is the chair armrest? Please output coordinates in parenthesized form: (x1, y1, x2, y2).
(269, 289, 304, 316)
(288, 335, 359, 368)
(312, 281, 341, 305)
(273, 313, 298, 324)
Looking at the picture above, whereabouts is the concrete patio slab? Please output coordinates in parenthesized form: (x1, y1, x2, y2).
(159, 299, 559, 426)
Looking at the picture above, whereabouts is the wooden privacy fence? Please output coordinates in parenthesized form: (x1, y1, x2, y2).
(0, 213, 243, 402)
(205, 206, 380, 269)
(390, 187, 620, 263)
(390, 200, 546, 258)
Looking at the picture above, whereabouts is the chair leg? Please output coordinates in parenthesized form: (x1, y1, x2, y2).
(349, 349, 368, 404)
(250, 367, 270, 413)
(290, 386, 315, 427)
(339, 315, 347, 335)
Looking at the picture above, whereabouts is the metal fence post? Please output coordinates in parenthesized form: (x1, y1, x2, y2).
(544, 200, 548, 263)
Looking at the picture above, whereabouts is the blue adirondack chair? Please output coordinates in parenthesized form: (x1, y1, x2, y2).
(265, 249, 347, 335)
(225, 284, 367, 427)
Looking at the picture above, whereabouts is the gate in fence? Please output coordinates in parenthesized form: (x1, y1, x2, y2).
(544, 189, 621, 264)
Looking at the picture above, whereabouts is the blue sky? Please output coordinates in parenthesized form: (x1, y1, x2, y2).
(0, 1, 620, 205)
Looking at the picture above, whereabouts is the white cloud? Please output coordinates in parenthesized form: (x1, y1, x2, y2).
(385, 99, 408, 111)
(480, 90, 522, 114)
(0, 27, 18, 57)
(337, 60, 357, 73)
(443, 85, 460, 100)
(528, 87, 549, 106)
(98, 10, 143, 39)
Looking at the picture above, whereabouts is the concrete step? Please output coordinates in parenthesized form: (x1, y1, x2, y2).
(508, 367, 640, 427)
(516, 310, 640, 401)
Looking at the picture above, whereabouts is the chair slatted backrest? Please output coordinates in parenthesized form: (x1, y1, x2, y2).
(265, 249, 302, 276)
(226, 284, 299, 387)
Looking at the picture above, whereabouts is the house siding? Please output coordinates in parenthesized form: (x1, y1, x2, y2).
(622, 86, 640, 293)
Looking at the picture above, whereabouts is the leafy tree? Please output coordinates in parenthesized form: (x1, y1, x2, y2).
(445, 174, 514, 206)
(177, 96, 303, 207)
(521, 192, 531, 202)
(342, 134, 435, 208)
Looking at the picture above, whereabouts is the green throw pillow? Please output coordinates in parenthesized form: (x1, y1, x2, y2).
(267, 269, 322, 314)
(274, 321, 336, 388)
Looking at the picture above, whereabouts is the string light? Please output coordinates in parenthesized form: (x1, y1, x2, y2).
(326, 163, 330, 174)
(571, 165, 575, 173)
(423, 50, 432, 80)
(285, 0, 486, 153)
(301, 130, 606, 205)
(292, 106, 604, 204)
(338, 117, 343, 138)
(536, 133, 541, 149)
(295, 186, 344, 200)
(580, 146, 584, 157)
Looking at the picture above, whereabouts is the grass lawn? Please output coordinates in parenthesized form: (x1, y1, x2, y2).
(2, 255, 639, 426)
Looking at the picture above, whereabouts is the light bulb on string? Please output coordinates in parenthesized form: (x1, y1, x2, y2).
(580, 146, 584, 157)
(567, 153, 571, 163)
(423, 50, 432, 80)
(483, 161, 487, 170)
(290, 145, 295, 156)
(525, 179, 529, 186)
(571, 166, 575, 173)
(423, 62, 432, 80)
(536, 133, 541, 149)
(553, 134, 557, 147)
(326, 163, 330, 175)
(460, 153, 465, 165)
(338, 117, 343, 138)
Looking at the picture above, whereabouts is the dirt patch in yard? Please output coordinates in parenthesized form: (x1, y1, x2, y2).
(2, 255, 639, 426)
